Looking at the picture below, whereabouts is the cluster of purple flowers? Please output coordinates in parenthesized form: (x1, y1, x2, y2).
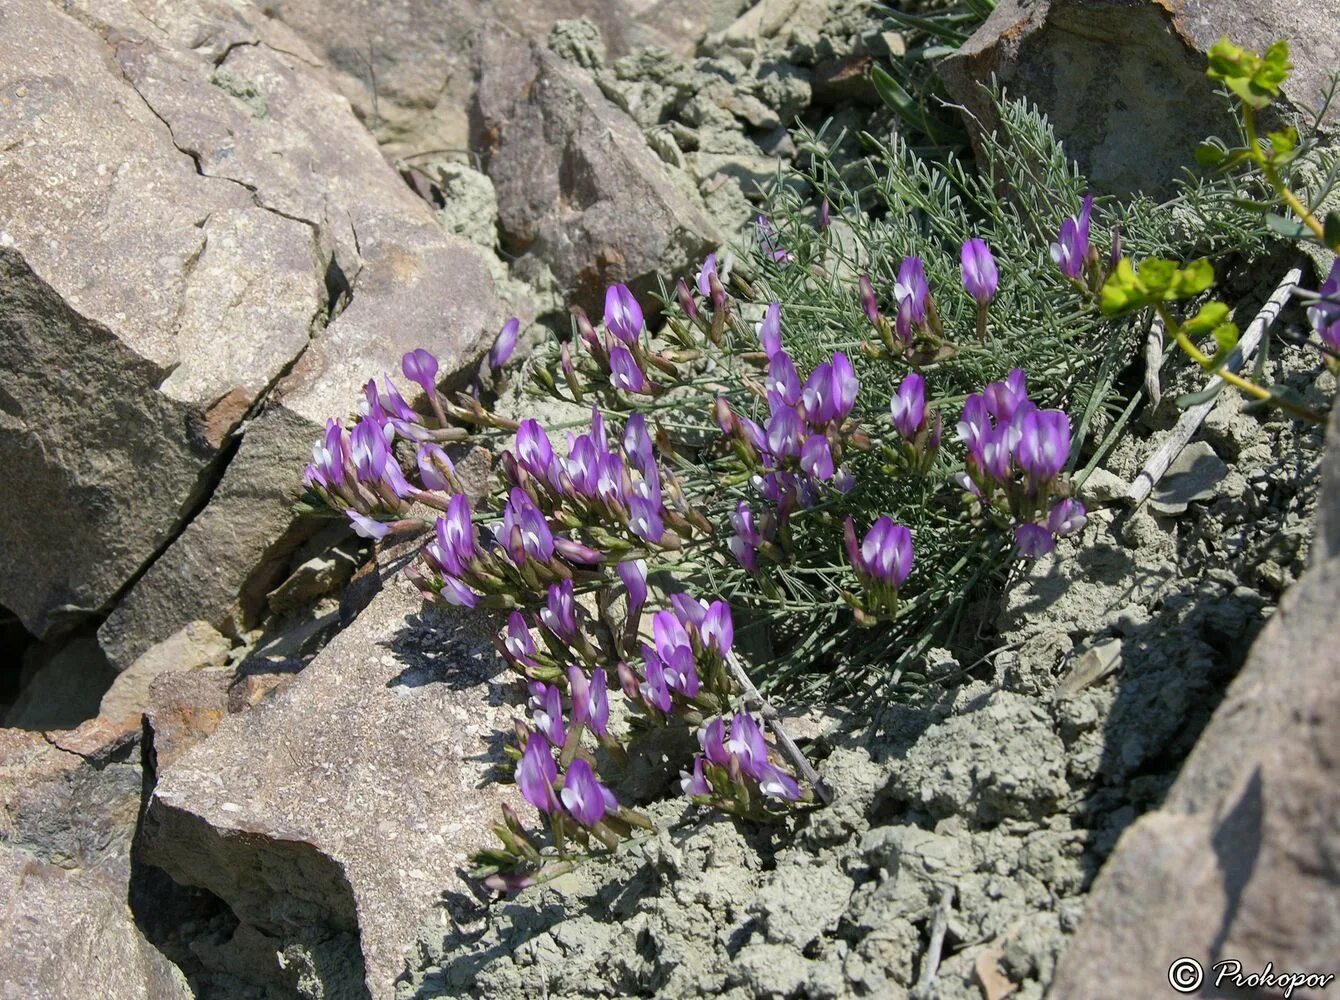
(681, 711, 801, 805)
(715, 301, 864, 572)
(1050, 194, 1118, 293)
(886, 371, 943, 474)
(563, 283, 688, 398)
(843, 515, 915, 619)
(953, 369, 1087, 557)
(860, 240, 999, 353)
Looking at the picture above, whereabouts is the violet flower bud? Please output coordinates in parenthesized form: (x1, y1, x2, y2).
(416, 443, 455, 492)
(984, 369, 1029, 423)
(503, 488, 554, 565)
(800, 434, 834, 481)
(604, 283, 644, 344)
(727, 712, 769, 780)
(728, 534, 759, 573)
(504, 611, 536, 668)
(731, 502, 763, 547)
(609, 346, 646, 393)
(701, 601, 733, 657)
(675, 277, 698, 320)
(541, 579, 579, 645)
(1015, 409, 1071, 484)
(961, 238, 999, 305)
(563, 435, 600, 498)
(438, 574, 480, 608)
(312, 419, 350, 489)
(680, 756, 712, 797)
(713, 397, 737, 437)
(818, 197, 831, 231)
(957, 394, 991, 462)
(834, 465, 856, 494)
(560, 758, 617, 828)
(569, 666, 610, 737)
(617, 560, 648, 620)
(1015, 522, 1056, 558)
(517, 734, 560, 814)
(758, 765, 801, 800)
(765, 405, 804, 459)
(401, 348, 439, 397)
(350, 417, 391, 483)
(623, 413, 655, 475)
(640, 646, 673, 712)
(767, 352, 801, 406)
(669, 593, 708, 630)
(1046, 498, 1087, 538)
(440, 493, 478, 569)
(894, 257, 930, 326)
(1050, 195, 1094, 280)
(757, 301, 783, 357)
(699, 718, 731, 767)
(529, 681, 565, 747)
(859, 275, 880, 325)
(628, 494, 665, 544)
(554, 537, 604, 564)
(850, 517, 914, 588)
(347, 511, 391, 540)
(515, 419, 555, 483)
(1309, 258, 1340, 353)
(889, 373, 927, 439)
(800, 362, 836, 425)
(696, 253, 718, 297)
(489, 317, 521, 370)
(831, 353, 858, 421)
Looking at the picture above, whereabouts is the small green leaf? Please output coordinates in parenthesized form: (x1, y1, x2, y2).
(1182, 301, 1232, 335)
(1264, 213, 1308, 238)
(1206, 37, 1292, 109)
(1175, 380, 1228, 409)
(1324, 211, 1340, 249)
(1195, 142, 1226, 167)
(1099, 257, 1216, 315)
(1267, 127, 1299, 156)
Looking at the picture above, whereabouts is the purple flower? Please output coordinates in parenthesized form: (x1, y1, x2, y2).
(438, 575, 480, 608)
(569, 666, 610, 737)
(701, 601, 733, 656)
(756, 215, 792, 264)
(765, 405, 804, 459)
(617, 560, 648, 621)
(653, 611, 699, 697)
(675, 278, 698, 319)
(1309, 258, 1340, 352)
(670, 593, 708, 630)
(800, 434, 834, 480)
(604, 283, 644, 344)
(818, 198, 831, 231)
(517, 734, 560, 814)
(699, 717, 731, 767)
(984, 369, 1029, 423)
(347, 510, 391, 540)
(727, 712, 769, 780)
(831, 353, 858, 421)
(859, 275, 880, 324)
(609, 346, 646, 392)
(957, 394, 991, 461)
(503, 488, 554, 564)
(529, 682, 565, 746)
(401, 348, 439, 396)
(563, 435, 600, 498)
(894, 257, 930, 326)
(311, 419, 349, 489)
(438, 493, 477, 569)
(628, 494, 665, 544)
(889, 373, 927, 439)
(767, 352, 801, 406)
(731, 502, 762, 547)
(503, 611, 536, 668)
(961, 238, 999, 305)
(800, 362, 835, 425)
(758, 765, 801, 800)
(979, 427, 1014, 483)
(758, 301, 783, 357)
(847, 516, 914, 588)
(554, 537, 604, 564)
(560, 758, 617, 828)
(623, 413, 655, 474)
(834, 465, 856, 494)
(640, 647, 673, 712)
(489, 317, 521, 370)
(696, 253, 718, 297)
(1050, 195, 1094, 280)
(680, 756, 712, 796)
(416, 443, 454, 492)
(515, 419, 555, 482)
(1015, 409, 1071, 483)
(376, 376, 418, 423)
(350, 417, 392, 483)
(541, 579, 579, 644)
(1046, 498, 1087, 538)
(1015, 522, 1056, 558)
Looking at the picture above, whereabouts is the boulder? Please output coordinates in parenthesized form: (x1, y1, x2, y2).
(3, 635, 115, 730)
(941, 0, 1340, 197)
(1049, 403, 1340, 996)
(266, 0, 749, 159)
(474, 26, 720, 313)
(139, 580, 522, 1000)
(98, 621, 232, 725)
(0, 844, 191, 1000)
(8, 0, 508, 670)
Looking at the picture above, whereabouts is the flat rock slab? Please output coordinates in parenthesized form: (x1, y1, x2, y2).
(140, 581, 521, 1000)
(0, 843, 191, 1000)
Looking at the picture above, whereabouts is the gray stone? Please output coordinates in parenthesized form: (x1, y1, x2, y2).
(1149, 440, 1230, 515)
(941, 0, 1340, 197)
(0, 843, 191, 1000)
(140, 582, 521, 1000)
(3, 635, 115, 731)
(475, 26, 719, 314)
(98, 621, 232, 724)
(1050, 404, 1340, 997)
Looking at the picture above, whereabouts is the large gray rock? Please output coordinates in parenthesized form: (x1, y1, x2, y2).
(266, 0, 748, 160)
(0, 843, 191, 1000)
(941, 0, 1340, 197)
(139, 581, 521, 1000)
(475, 26, 719, 312)
(4, 0, 507, 669)
(1050, 403, 1340, 996)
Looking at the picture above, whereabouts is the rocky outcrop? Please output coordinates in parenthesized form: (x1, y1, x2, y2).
(0, 0, 504, 667)
(1049, 402, 1340, 996)
(474, 26, 720, 313)
(139, 581, 521, 1000)
(0, 844, 191, 1000)
(941, 0, 1340, 196)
